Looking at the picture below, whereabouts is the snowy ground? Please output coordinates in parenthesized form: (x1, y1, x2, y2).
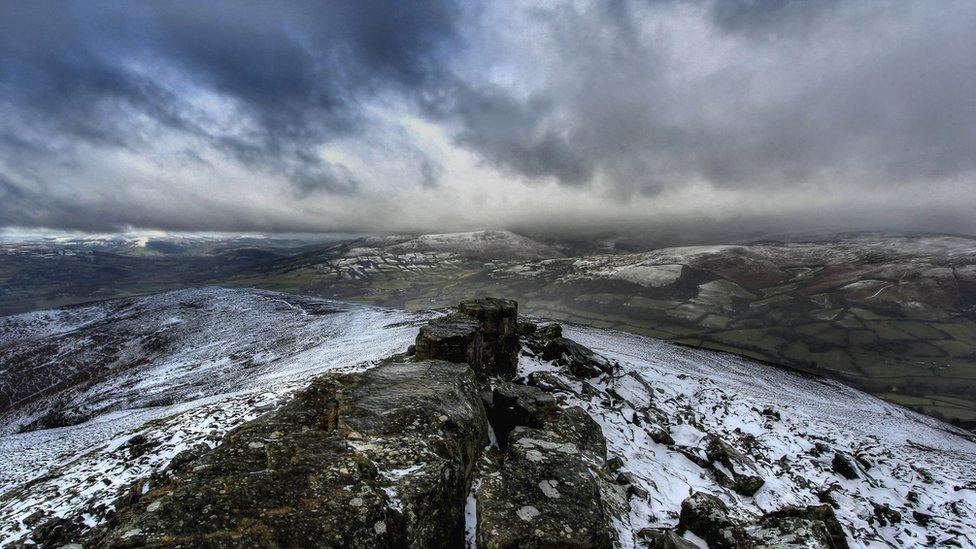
(0, 289, 425, 545)
(518, 325, 976, 548)
(1, 289, 974, 547)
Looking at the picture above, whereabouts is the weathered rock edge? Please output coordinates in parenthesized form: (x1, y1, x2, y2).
(76, 360, 488, 548)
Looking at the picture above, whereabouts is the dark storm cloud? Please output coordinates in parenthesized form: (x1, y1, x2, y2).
(708, 0, 841, 37)
(446, 0, 976, 198)
(1, 0, 975, 235)
(0, 0, 461, 207)
(419, 158, 443, 188)
(442, 83, 593, 186)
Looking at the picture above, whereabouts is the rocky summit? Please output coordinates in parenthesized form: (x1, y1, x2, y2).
(1, 289, 974, 547)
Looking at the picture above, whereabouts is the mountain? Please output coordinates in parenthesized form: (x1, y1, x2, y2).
(1, 231, 974, 426)
(229, 232, 976, 427)
(1, 289, 973, 547)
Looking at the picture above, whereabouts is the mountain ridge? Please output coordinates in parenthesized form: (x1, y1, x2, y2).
(1, 289, 973, 546)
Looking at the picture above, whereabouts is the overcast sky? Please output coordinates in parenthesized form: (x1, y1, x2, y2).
(1, 0, 975, 237)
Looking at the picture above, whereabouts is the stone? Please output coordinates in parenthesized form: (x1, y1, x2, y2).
(678, 492, 748, 549)
(832, 451, 860, 480)
(536, 323, 563, 340)
(477, 427, 613, 548)
(543, 337, 613, 379)
(756, 505, 849, 548)
(413, 298, 520, 378)
(486, 383, 606, 459)
(527, 371, 575, 393)
(457, 297, 520, 377)
(83, 360, 489, 548)
(637, 528, 701, 549)
(487, 383, 560, 448)
(549, 405, 607, 459)
(678, 497, 851, 549)
(517, 321, 538, 335)
(414, 314, 482, 365)
(32, 517, 83, 548)
(521, 321, 613, 379)
(870, 502, 902, 527)
(703, 435, 765, 496)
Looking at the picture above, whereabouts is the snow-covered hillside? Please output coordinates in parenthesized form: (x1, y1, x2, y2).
(354, 230, 560, 260)
(0, 289, 425, 544)
(523, 326, 976, 547)
(0, 289, 973, 547)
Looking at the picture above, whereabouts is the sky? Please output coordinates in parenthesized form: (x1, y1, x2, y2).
(1, 0, 975, 237)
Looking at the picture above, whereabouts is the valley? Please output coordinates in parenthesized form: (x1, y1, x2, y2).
(2, 230, 975, 427)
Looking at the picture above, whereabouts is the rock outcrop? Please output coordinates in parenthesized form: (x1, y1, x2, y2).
(415, 297, 519, 378)
(521, 321, 615, 379)
(677, 492, 850, 549)
(476, 427, 612, 549)
(83, 360, 488, 548)
(43, 296, 863, 549)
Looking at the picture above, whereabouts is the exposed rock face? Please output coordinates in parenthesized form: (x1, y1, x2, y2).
(414, 315, 482, 365)
(678, 492, 748, 549)
(678, 492, 850, 549)
(521, 321, 614, 379)
(703, 435, 765, 496)
(414, 297, 519, 378)
(458, 298, 519, 377)
(477, 427, 612, 549)
(83, 360, 488, 548)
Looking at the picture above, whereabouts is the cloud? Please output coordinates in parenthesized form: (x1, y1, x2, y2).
(445, 0, 976, 198)
(1, 0, 975, 236)
(0, 0, 462, 199)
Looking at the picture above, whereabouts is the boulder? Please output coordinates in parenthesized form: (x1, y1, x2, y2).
(527, 370, 576, 393)
(457, 297, 520, 377)
(536, 323, 563, 340)
(477, 427, 613, 548)
(756, 505, 849, 548)
(703, 435, 765, 496)
(679, 496, 851, 549)
(414, 298, 519, 378)
(542, 337, 613, 379)
(832, 452, 860, 480)
(678, 492, 748, 549)
(84, 360, 489, 548)
(637, 528, 701, 549)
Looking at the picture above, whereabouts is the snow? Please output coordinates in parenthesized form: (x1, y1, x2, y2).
(0, 288, 424, 545)
(609, 264, 684, 288)
(2, 289, 974, 547)
(520, 325, 976, 548)
(383, 230, 559, 259)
